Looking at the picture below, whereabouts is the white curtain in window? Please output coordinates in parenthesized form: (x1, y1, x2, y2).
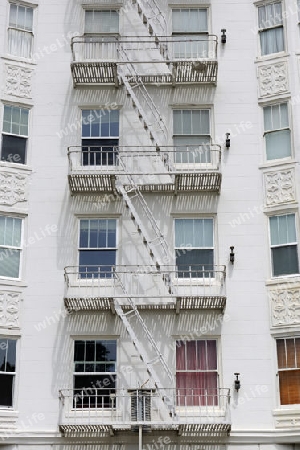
(258, 3, 282, 29)
(175, 219, 213, 247)
(264, 103, 290, 160)
(85, 10, 119, 34)
(8, 29, 33, 58)
(173, 110, 210, 135)
(270, 214, 296, 246)
(260, 27, 284, 56)
(264, 103, 288, 131)
(172, 9, 207, 32)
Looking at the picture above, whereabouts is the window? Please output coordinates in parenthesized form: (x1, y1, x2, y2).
(264, 103, 291, 160)
(0, 216, 22, 279)
(258, 2, 284, 56)
(277, 337, 300, 405)
(1, 105, 29, 164)
(79, 219, 117, 278)
(81, 109, 119, 166)
(175, 218, 214, 278)
(73, 339, 116, 409)
(8, 3, 34, 58)
(173, 110, 211, 164)
(269, 214, 299, 277)
(84, 10, 119, 34)
(0, 339, 16, 407)
(176, 340, 218, 406)
(172, 9, 208, 58)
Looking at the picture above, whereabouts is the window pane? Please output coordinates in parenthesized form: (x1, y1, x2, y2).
(176, 342, 186, 370)
(279, 369, 300, 405)
(176, 249, 214, 277)
(172, 9, 207, 33)
(6, 340, 16, 372)
(266, 130, 291, 160)
(286, 339, 296, 368)
(260, 27, 284, 56)
(86, 341, 95, 362)
(9, 4, 17, 27)
(296, 338, 300, 368)
(0, 339, 7, 371)
(79, 220, 89, 248)
(85, 10, 119, 34)
(82, 110, 91, 137)
(0, 374, 14, 407)
(1, 135, 27, 164)
(79, 250, 116, 278)
(104, 341, 116, 361)
(18, 6, 26, 29)
(8, 28, 33, 58)
(196, 340, 206, 370)
(186, 341, 197, 370)
(277, 339, 286, 369)
(207, 340, 217, 370)
(272, 245, 299, 277)
(110, 110, 119, 136)
(24, 7, 33, 31)
(74, 341, 85, 362)
(0, 249, 21, 278)
(270, 215, 296, 246)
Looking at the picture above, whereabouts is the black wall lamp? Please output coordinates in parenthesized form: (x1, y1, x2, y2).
(226, 133, 230, 148)
(234, 373, 241, 391)
(230, 246, 235, 264)
(221, 29, 227, 44)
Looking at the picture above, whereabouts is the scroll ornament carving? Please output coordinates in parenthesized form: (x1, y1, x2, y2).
(270, 286, 300, 326)
(0, 171, 27, 205)
(259, 62, 288, 97)
(265, 170, 295, 206)
(0, 292, 20, 328)
(5, 65, 32, 98)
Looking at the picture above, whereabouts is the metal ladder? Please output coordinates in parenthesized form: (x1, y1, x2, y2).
(113, 269, 175, 416)
(132, 0, 167, 39)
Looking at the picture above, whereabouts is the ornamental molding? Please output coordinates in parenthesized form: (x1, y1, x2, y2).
(0, 170, 28, 206)
(0, 291, 21, 329)
(269, 283, 300, 327)
(264, 169, 295, 207)
(274, 413, 300, 428)
(258, 61, 289, 97)
(5, 64, 33, 99)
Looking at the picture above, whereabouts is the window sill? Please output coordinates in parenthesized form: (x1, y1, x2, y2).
(258, 158, 294, 170)
(255, 52, 289, 64)
(0, 408, 18, 427)
(265, 275, 300, 286)
(0, 279, 28, 288)
(0, 161, 33, 173)
(1, 55, 37, 66)
(273, 407, 300, 428)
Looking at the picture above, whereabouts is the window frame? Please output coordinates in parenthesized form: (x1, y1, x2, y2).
(0, 338, 17, 409)
(257, 1, 285, 57)
(77, 218, 118, 279)
(72, 338, 117, 410)
(263, 101, 292, 162)
(1, 103, 30, 165)
(268, 212, 299, 278)
(172, 108, 212, 166)
(175, 338, 220, 408)
(276, 336, 300, 406)
(174, 217, 215, 279)
(0, 214, 23, 281)
(7, 2, 35, 59)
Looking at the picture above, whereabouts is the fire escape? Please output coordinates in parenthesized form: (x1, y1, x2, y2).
(60, 0, 230, 439)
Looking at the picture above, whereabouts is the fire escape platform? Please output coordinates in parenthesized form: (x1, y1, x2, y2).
(68, 174, 117, 194)
(64, 296, 226, 314)
(71, 60, 218, 86)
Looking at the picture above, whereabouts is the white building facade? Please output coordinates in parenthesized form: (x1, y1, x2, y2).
(0, 0, 300, 450)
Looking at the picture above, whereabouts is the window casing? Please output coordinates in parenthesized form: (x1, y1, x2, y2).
(79, 219, 117, 278)
(277, 337, 300, 405)
(263, 103, 291, 160)
(81, 109, 119, 166)
(172, 8, 209, 58)
(258, 2, 285, 56)
(176, 340, 218, 406)
(73, 339, 116, 409)
(269, 214, 299, 277)
(0, 338, 16, 408)
(8, 3, 34, 58)
(175, 218, 214, 278)
(173, 110, 211, 164)
(0, 215, 22, 279)
(1, 105, 29, 164)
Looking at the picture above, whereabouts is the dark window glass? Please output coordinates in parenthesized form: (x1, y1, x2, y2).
(272, 246, 299, 277)
(1, 135, 26, 164)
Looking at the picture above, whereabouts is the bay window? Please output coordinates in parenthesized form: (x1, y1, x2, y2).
(277, 337, 300, 405)
(8, 3, 34, 59)
(258, 2, 284, 56)
(269, 214, 299, 277)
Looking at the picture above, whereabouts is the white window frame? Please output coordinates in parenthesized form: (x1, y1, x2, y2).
(7, 2, 35, 59)
(269, 213, 299, 278)
(174, 217, 215, 280)
(172, 109, 212, 167)
(0, 338, 17, 409)
(77, 218, 118, 279)
(263, 101, 291, 162)
(276, 336, 300, 406)
(0, 215, 23, 280)
(73, 339, 117, 410)
(1, 103, 30, 165)
(257, 1, 285, 57)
